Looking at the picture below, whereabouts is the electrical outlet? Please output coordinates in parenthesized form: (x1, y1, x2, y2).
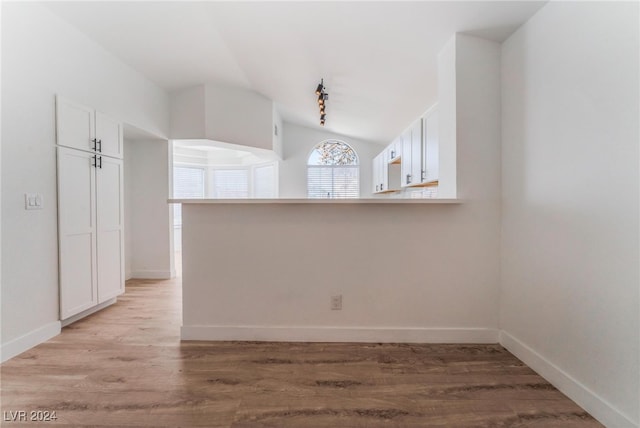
(330, 295, 342, 310)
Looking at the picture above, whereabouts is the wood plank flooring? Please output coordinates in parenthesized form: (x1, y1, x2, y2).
(1, 278, 602, 427)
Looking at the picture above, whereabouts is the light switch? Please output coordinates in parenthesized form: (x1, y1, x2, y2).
(25, 193, 43, 210)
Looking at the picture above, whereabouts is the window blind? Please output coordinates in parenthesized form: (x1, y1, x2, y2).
(307, 166, 359, 198)
(212, 169, 249, 198)
(173, 167, 205, 226)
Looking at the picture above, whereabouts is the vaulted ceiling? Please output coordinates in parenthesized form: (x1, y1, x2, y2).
(45, 1, 545, 144)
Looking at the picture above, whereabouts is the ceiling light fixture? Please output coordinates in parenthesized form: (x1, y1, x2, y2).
(315, 79, 328, 126)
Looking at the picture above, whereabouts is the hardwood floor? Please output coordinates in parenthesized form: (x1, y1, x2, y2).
(1, 278, 602, 427)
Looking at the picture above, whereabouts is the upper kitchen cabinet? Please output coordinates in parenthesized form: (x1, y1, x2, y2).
(401, 119, 422, 187)
(422, 108, 439, 183)
(387, 137, 401, 164)
(56, 96, 123, 159)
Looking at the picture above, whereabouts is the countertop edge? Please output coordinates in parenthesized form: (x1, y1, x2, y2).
(168, 198, 462, 204)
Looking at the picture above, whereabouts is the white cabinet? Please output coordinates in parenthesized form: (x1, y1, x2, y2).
(57, 96, 123, 159)
(423, 109, 439, 183)
(401, 120, 422, 187)
(372, 152, 386, 193)
(57, 148, 98, 318)
(57, 96, 124, 321)
(96, 156, 125, 302)
(371, 104, 439, 193)
(372, 154, 380, 193)
(95, 111, 124, 159)
(387, 137, 401, 163)
(372, 151, 399, 194)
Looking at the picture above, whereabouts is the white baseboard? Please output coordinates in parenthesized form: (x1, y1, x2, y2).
(499, 330, 637, 428)
(0, 321, 61, 363)
(181, 325, 499, 343)
(130, 270, 172, 279)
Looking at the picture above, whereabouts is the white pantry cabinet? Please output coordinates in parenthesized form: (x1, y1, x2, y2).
(57, 96, 124, 321)
(57, 97, 123, 159)
(57, 148, 98, 318)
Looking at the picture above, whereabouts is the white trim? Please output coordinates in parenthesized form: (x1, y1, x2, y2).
(499, 330, 637, 428)
(130, 270, 173, 279)
(181, 325, 499, 343)
(61, 298, 117, 327)
(0, 321, 61, 363)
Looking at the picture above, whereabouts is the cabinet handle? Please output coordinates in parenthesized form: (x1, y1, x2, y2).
(376, 184, 379, 192)
(406, 174, 412, 184)
(92, 154, 97, 168)
(92, 138, 98, 151)
(390, 150, 395, 158)
(381, 183, 384, 191)
(97, 139, 102, 153)
(98, 156, 103, 169)
(421, 170, 426, 181)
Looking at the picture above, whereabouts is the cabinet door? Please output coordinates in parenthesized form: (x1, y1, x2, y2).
(95, 111, 123, 159)
(372, 155, 379, 193)
(401, 130, 413, 186)
(423, 110, 439, 182)
(96, 156, 125, 302)
(58, 147, 98, 319)
(56, 97, 95, 153)
(387, 139, 399, 161)
(411, 119, 423, 184)
(381, 150, 389, 192)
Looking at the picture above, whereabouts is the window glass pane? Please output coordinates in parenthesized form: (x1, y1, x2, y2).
(308, 141, 359, 166)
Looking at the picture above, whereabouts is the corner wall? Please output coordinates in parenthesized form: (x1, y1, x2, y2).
(500, 2, 639, 426)
(1, 3, 169, 361)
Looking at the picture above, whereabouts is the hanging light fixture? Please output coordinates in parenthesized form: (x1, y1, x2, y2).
(314, 79, 328, 126)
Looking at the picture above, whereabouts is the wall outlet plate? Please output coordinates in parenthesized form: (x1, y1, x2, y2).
(330, 295, 342, 310)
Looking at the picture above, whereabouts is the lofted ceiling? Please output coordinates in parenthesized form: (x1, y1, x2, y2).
(44, 1, 546, 144)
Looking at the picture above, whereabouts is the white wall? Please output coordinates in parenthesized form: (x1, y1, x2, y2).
(204, 84, 273, 150)
(1, 3, 170, 359)
(126, 140, 173, 279)
(437, 36, 457, 199)
(124, 143, 133, 280)
(272, 105, 284, 159)
(500, 2, 639, 427)
(169, 85, 205, 139)
(170, 84, 275, 152)
(181, 201, 499, 343)
(279, 122, 384, 198)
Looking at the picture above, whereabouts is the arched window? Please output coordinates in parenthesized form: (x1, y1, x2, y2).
(307, 140, 359, 198)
